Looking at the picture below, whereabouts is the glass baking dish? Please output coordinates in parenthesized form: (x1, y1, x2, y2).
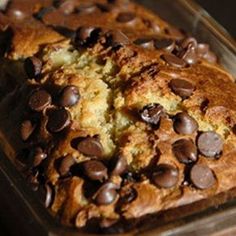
(1, 0, 236, 235)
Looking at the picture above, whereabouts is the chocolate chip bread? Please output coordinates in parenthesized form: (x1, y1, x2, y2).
(1, 0, 236, 233)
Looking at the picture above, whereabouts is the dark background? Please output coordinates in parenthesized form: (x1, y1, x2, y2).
(0, 1, 235, 236)
(196, 0, 236, 37)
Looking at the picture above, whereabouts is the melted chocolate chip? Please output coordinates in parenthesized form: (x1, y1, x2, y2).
(28, 89, 52, 112)
(197, 131, 223, 157)
(77, 137, 104, 157)
(190, 164, 216, 189)
(116, 12, 136, 23)
(133, 38, 154, 50)
(33, 147, 47, 167)
(161, 54, 187, 68)
(180, 45, 198, 65)
(169, 79, 195, 99)
(154, 38, 175, 52)
(20, 120, 36, 141)
(46, 108, 71, 133)
(120, 187, 137, 204)
(58, 155, 75, 177)
(59, 85, 80, 107)
(83, 160, 108, 181)
(173, 112, 198, 135)
(74, 26, 100, 47)
(140, 103, 164, 125)
(111, 156, 128, 176)
(152, 164, 179, 188)
(172, 139, 197, 164)
(24, 57, 42, 79)
(180, 37, 198, 49)
(94, 182, 118, 205)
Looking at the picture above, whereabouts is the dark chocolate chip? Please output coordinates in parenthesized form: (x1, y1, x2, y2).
(24, 57, 42, 79)
(94, 182, 118, 205)
(190, 164, 215, 189)
(133, 38, 154, 50)
(28, 89, 52, 112)
(77, 137, 104, 157)
(197, 131, 223, 157)
(111, 156, 128, 176)
(152, 164, 179, 188)
(180, 45, 198, 65)
(74, 26, 100, 47)
(33, 147, 47, 167)
(83, 160, 108, 181)
(197, 43, 210, 57)
(173, 112, 198, 135)
(154, 38, 175, 52)
(59, 85, 80, 107)
(140, 103, 164, 125)
(105, 30, 130, 48)
(0, 27, 13, 56)
(180, 37, 198, 49)
(58, 155, 75, 177)
(169, 79, 195, 99)
(116, 12, 136, 23)
(161, 53, 187, 68)
(46, 108, 71, 133)
(172, 139, 197, 164)
(20, 120, 36, 141)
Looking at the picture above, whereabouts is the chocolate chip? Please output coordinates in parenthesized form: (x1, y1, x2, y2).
(20, 120, 36, 141)
(111, 156, 128, 176)
(180, 37, 198, 49)
(58, 155, 75, 177)
(154, 38, 175, 52)
(116, 12, 136, 23)
(0, 27, 13, 56)
(197, 43, 210, 57)
(77, 137, 104, 157)
(33, 147, 47, 167)
(83, 160, 108, 181)
(190, 164, 216, 189)
(173, 112, 198, 135)
(105, 30, 130, 48)
(152, 164, 179, 188)
(202, 51, 217, 64)
(28, 89, 52, 112)
(74, 26, 100, 47)
(46, 108, 71, 133)
(140, 103, 164, 125)
(169, 79, 195, 99)
(197, 131, 223, 157)
(172, 139, 197, 164)
(24, 57, 42, 79)
(180, 45, 198, 65)
(94, 182, 118, 205)
(133, 38, 154, 50)
(161, 54, 187, 68)
(59, 85, 80, 107)
(120, 187, 137, 204)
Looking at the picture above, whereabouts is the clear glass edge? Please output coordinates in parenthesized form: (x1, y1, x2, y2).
(0, 0, 236, 235)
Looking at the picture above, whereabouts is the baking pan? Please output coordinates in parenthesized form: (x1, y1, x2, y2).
(1, 0, 236, 235)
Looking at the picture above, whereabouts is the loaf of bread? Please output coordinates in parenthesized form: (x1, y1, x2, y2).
(1, 0, 236, 233)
